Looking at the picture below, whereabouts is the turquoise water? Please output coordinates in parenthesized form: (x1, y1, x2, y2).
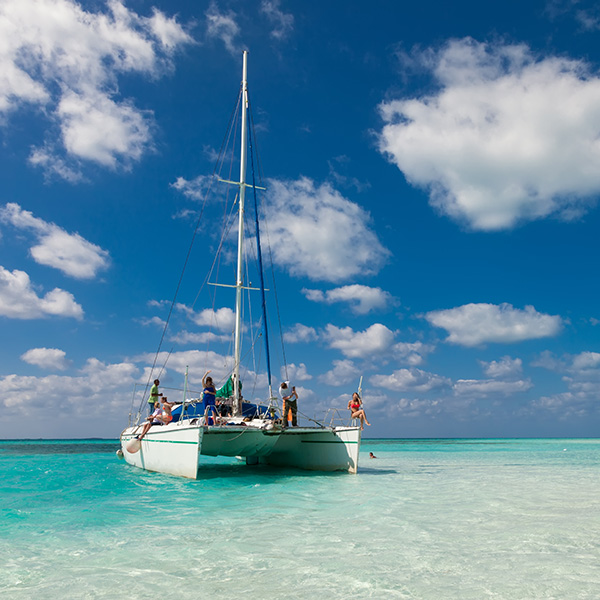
(1, 438, 599, 599)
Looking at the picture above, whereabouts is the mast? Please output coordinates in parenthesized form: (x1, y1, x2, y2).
(233, 50, 249, 416)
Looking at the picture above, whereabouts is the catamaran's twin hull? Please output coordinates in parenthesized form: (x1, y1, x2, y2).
(120, 422, 361, 478)
(121, 423, 201, 478)
(258, 426, 360, 473)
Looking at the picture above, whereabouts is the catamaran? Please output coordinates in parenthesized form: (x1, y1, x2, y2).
(119, 52, 361, 478)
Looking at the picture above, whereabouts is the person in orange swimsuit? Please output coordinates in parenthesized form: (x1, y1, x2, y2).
(347, 392, 370, 430)
(136, 398, 173, 440)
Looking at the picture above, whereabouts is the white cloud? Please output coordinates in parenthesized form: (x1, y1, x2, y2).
(319, 359, 358, 385)
(1, 358, 138, 416)
(371, 367, 450, 393)
(260, 0, 294, 40)
(571, 351, 600, 371)
(138, 316, 166, 328)
(148, 299, 170, 309)
(533, 350, 600, 378)
(148, 9, 194, 49)
(0, 0, 191, 178)
(325, 323, 395, 358)
(532, 392, 582, 415)
(170, 330, 230, 345)
(0, 203, 109, 279)
(531, 350, 600, 417)
(379, 38, 600, 230)
(480, 356, 523, 379)
(177, 305, 236, 332)
(303, 284, 393, 314)
(21, 347, 70, 371)
(453, 378, 532, 396)
(264, 177, 389, 282)
(283, 362, 312, 382)
(0, 266, 83, 319)
(392, 396, 441, 418)
(392, 341, 434, 366)
(206, 3, 241, 55)
(28, 147, 86, 183)
(57, 89, 152, 168)
(283, 323, 318, 343)
(171, 175, 213, 201)
(425, 302, 562, 346)
(135, 349, 255, 390)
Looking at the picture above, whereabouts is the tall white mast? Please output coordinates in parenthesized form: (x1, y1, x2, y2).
(233, 50, 249, 416)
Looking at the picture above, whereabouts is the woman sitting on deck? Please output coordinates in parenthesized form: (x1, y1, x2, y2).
(137, 399, 173, 440)
(348, 392, 371, 431)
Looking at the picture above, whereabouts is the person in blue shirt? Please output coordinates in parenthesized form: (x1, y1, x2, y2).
(202, 371, 217, 425)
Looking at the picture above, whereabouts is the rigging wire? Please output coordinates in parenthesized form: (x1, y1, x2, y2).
(135, 86, 245, 419)
(247, 107, 273, 395)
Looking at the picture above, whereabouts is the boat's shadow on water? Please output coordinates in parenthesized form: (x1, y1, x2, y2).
(189, 463, 398, 481)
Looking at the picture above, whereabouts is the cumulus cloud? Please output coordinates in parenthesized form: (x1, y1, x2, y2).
(264, 177, 389, 282)
(371, 367, 451, 393)
(57, 90, 152, 168)
(325, 323, 395, 358)
(135, 348, 262, 390)
(425, 302, 562, 346)
(1, 203, 110, 279)
(177, 305, 236, 332)
(571, 351, 600, 371)
(169, 330, 229, 345)
(137, 316, 167, 328)
(392, 341, 435, 366)
(0, 0, 191, 178)
(319, 359, 358, 384)
(453, 378, 532, 396)
(1, 357, 138, 416)
(283, 362, 312, 382)
(392, 396, 441, 418)
(303, 284, 393, 315)
(480, 356, 523, 379)
(510, 349, 600, 418)
(531, 392, 586, 417)
(283, 323, 318, 343)
(0, 266, 83, 319)
(532, 350, 600, 377)
(21, 347, 70, 371)
(379, 38, 600, 230)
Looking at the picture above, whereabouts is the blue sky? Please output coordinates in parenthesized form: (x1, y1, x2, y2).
(2, 0, 600, 439)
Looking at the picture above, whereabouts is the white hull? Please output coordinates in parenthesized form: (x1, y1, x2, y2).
(120, 420, 361, 478)
(121, 421, 201, 478)
(259, 426, 361, 473)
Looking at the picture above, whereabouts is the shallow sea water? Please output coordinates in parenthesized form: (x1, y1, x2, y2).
(1, 438, 599, 599)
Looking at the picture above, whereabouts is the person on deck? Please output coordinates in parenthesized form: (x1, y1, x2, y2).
(348, 392, 371, 431)
(202, 371, 218, 425)
(279, 381, 298, 428)
(148, 379, 162, 416)
(137, 398, 172, 440)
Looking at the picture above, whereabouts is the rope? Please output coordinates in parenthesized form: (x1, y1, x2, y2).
(136, 89, 244, 420)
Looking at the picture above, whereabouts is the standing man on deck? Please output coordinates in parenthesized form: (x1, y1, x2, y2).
(148, 379, 162, 416)
(279, 381, 298, 428)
